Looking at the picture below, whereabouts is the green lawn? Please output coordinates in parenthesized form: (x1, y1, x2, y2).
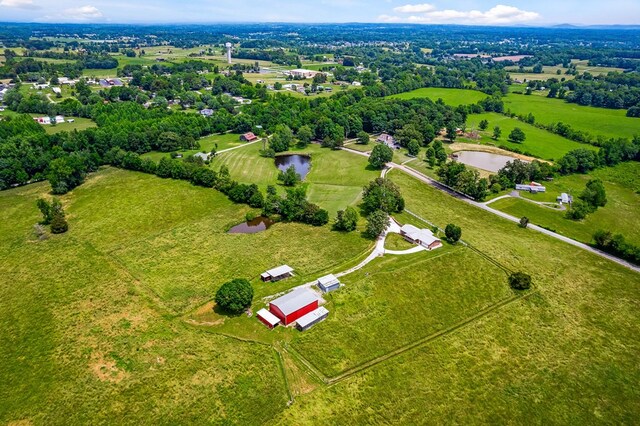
(503, 92, 640, 140)
(277, 169, 640, 424)
(44, 117, 97, 134)
(490, 162, 640, 245)
(211, 143, 380, 214)
(384, 232, 416, 251)
(141, 133, 246, 162)
(465, 112, 596, 161)
(389, 87, 488, 106)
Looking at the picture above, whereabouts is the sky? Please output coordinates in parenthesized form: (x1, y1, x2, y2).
(0, 0, 639, 26)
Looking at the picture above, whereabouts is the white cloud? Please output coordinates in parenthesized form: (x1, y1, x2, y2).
(379, 4, 540, 25)
(64, 5, 103, 20)
(0, 0, 37, 9)
(393, 3, 436, 13)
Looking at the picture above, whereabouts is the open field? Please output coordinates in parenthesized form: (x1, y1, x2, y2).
(0, 172, 291, 425)
(141, 133, 245, 162)
(491, 162, 640, 245)
(276, 168, 640, 424)
(465, 112, 596, 160)
(210, 142, 380, 214)
(290, 246, 511, 377)
(389, 87, 488, 106)
(503, 93, 640, 140)
(43, 117, 97, 134)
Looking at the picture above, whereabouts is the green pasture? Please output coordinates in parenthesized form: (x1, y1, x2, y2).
(465, 112, 596, 160)
(503, 93, 640, 140)
(491, 162, 640, 245)
(389, 87, 488, 106)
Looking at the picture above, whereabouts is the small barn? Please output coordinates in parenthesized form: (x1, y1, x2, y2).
(269, 288, 318, 325)
(516, 182, 546, 193)
(557, 193, 572, 204)
(193, 152, 209, 162)
(256, 308, 280, 329)
(240, 132, 258, 142)
(400, 224, 442, 250)
(317, 274, 340, 293)
(296, 306, 329, 331)
(260, 265, 294, 282)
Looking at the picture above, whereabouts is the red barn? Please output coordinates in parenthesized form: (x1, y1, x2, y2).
(240, 132, 258, 142)
(269, 288, 318, 325)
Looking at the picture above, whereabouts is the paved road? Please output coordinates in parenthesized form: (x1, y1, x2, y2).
(341, 146, 640, 273)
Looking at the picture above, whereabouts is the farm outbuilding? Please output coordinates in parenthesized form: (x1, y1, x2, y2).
(240, 132, 258, 142)
(296, 306, 329, 331)
(516, 182, 546, 193)
(317, 274, 340, 293)
(269, 288, 318, 325)
(260, 265, 294, 282)
(256, 308, 281, 329)
(400, 224, 443, 250)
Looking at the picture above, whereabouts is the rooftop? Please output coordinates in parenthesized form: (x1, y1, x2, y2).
(317, 274, 339, 286)
(296, 306, 329, 328)
(270, 288, 317, 316)
(256, 308, 280, 326)
(263, 264, 293, 277)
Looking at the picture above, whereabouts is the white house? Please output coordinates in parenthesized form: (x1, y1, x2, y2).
(399, 224, 442, 250)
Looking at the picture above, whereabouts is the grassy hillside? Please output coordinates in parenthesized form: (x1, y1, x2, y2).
(466, 112, 596, 160)
(389, 87, 488, 106)
(503, 93, 640, 140)
(490, 162, 640, 245)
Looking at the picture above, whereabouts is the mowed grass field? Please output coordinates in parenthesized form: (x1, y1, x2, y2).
(210, 143, 380, 214)
(290, 246, 511, 377)
(278, 169, 640, 424)
(0, 171, 291, 425)
(389, 87, 488, 106)
(490, 162, 640, 245)
(504, 92, 640, 140)
(141, 132, 246, 162)
(466, 112, 596, 160)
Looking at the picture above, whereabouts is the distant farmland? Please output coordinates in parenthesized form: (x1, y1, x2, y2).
(389, 87, 488, 106)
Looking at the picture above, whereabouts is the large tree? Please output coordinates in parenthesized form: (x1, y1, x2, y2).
(215, 278, 254, 314)
(334, 206, 359, 232)
(270, 124, 294, 153)
(365, 209, 390, 239)
(361, 178, 405, 215)
(445, 223, 462, 243)
(508, 127, 526, 143)
(368, 144, 393, 169)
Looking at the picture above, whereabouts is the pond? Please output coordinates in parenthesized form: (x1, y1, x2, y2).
(454, 151, 525, 173)
(227, 216, 275, 234)
(275, 154, 311, 180)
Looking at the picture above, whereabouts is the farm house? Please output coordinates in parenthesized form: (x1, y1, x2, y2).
(260, 265, 294, 282)
(269, 288, 318, 325)
(240, 132, 258, 142)
(317, 274, 340, 293)
(256, 308, 280, 329)
(296, 307, 329, 331)
(516, 182, 546, 193)
(400, 224, 443, 250)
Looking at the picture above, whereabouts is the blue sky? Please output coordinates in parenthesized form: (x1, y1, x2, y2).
(0, 0, 639, 25)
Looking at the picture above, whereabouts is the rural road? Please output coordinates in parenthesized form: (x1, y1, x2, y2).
(340, 146, 640, 273)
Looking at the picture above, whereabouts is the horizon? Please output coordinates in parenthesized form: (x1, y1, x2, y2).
(0, 1, 639, 27)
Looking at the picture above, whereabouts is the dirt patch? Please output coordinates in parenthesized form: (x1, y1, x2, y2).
(89, 354, 127, 383)
(449, 142, 549, 163)
(8, 420, 33, 426)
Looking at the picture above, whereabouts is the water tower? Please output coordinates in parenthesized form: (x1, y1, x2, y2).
(225, 42, 232, 64)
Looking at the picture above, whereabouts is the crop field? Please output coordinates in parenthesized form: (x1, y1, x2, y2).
(290, 246, 511, 377)
(0, 171, 291, 425)
(465, 112, 596, 160)
(389, 87, 488, 106)
(490, 161, 640, 245)
(210, 142, 380, 214)
(275, 169, 640, 424)
(503, 92, 640, 140)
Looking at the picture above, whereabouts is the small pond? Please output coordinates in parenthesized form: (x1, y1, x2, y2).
(275, 154, 311, 180)
(454, 151, 526, 173)
(227, 216, 274, 234)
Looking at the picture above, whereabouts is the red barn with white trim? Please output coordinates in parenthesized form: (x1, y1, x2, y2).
(269, 288, 318, 325)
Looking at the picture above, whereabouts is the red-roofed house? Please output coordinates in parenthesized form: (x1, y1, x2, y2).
(240, 132, 258, 142)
